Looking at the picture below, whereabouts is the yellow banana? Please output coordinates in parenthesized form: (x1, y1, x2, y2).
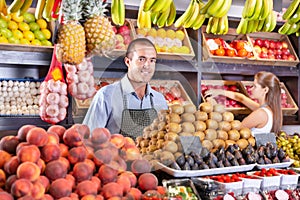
(42, 0, 55, 22)
(174, 0, 195, 28)
(137, 0, 146, 28)
(150, 0, 171, 13)
(268, 11, 277, 32)
(192, 14, 206, 30)
(242, 0, 256, 18)
(0, 0, 8, 16)
(217, 15, 227, 34)
(283, 0, 300, 20)
(118, 0, 125, 25)
(111, 0, 120, 25)
(278, 21, 292, 34)
(35, 0, 46, 19)
(246, 20, 255, 33)
(143, 11, 152, 29)
(18, 0, 33, 15)
(249, 0, 263, 20)
(157, 7, 170, 28)
(288, 2, 300, 23)
(207, 0, 224, 17)
(166, 1, 176, 26)
(223, 15, 229, 34)
(8, 0, 25, 14)
(214, 0, 232, 18)
(210, 17, 219, 34)
(151, 11, 161, 25)
(184, 0, 199, 28)
(257, 19, 265, 31)
(206, 17, 213, 34)
(286, 22, 299, 35)
(259, 0, 272, 20)
(143, 0, 156, 12)
(236, 18, 248, 34)
(199, 0, 213, 15)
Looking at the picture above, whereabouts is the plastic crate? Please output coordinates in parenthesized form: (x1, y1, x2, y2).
(241, 177, 262, 194)
(247, 172, 282, 191)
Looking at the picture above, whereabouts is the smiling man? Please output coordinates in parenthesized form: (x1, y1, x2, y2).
(83, 38, 168, 139)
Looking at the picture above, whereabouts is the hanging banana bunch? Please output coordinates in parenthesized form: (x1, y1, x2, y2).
(278, 0, 300, 35)
(205, 15, 229, 35)
(201, 0, 232, 18)
(237, 0, 276, 34)
(0, 0, 8, 16)
(137, 0, 152, 29)
(111, 0, 125, 26)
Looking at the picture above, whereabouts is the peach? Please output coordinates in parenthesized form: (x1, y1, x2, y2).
(117, 175, 131, 195)
(63, 126, 84, 147)
(72, 162, 93, 183)
(5, 174, 17, 192)
(45, 159, 68, 181)
(0, 135, 19, 154)
(131, 159, 151, 175)
(91, 176, 101, 192)
(72, 124, 90, 139)
(47, 125, 66, 141)
(83, 158, 96, 173)
(75, 180, 98, 197)
(65, 174, 76, 190)
(98, 164, 118, 185)
(36, 158, 46, 173)
(122, 137, 136, 150)
(123, 146, 141, 161)
(156, 186, 167, 196)
(91, 127, 111, 144)
(17, 125, 36, 142)
(4, 156, 19, 175)
(106, 143, 120, 159)
(16, 195, 35, 200)
(17, 144, 40, 163)
(58, 156, 71, 171)
(0, 150, 12, 168)
(81, 194, 96, 200)
(0, 169, 6, 188)
(85, 145, 95, 159)
(26, 127, 49, 146)
(49, 178, 72, 199)
(67, 146, 87, 165)
(107, 197, 122, 200)
(69, 193, 79, 200)
(112, 156, 127, 173)
(96, 195, 104, 200)
(58, 197, 73, 200)
(101, 182, 123, 199)
(43, 194, 54, 200)
(59, 143, 69, 157)
(93, 148, 113, 166)
(46, 132, 60, 145)
(137, 173, 158, 191)
(127, 188, 142, 200)
(16, 142, 29, 154)
(110, 134, 125, 149)
(31, 181, 45, 199)
(0, 191, 14, 200)
(36, 175, 50, 192)
(17, 161, 40, 182)
(41, 144, 61, 162)
(11, 178, 33, 198)
(119, 171, 137, 187)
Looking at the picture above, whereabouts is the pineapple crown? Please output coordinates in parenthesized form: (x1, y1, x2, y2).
(82, 0, 108, 19)
(61, 0, 84, 21)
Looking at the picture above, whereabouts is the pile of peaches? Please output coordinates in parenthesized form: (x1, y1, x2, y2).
(0, 124, 167, 199)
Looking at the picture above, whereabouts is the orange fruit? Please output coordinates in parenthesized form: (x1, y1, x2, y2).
(215, 48, 225, 56)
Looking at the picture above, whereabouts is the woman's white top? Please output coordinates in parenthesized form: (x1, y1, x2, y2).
(251, 107, 273, 136)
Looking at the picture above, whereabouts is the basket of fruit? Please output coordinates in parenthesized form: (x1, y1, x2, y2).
(131, 20, 195, 60)
(276, 169, 299, 189)
(234, 173, 262, 194)
(248, 32, 300, 67)
(0, 8, 54, 51)
(201, 80, 251, 114)
(247, 168, 282, 191)
(202, 27, 255, 64)
(241, 81, 299, 115)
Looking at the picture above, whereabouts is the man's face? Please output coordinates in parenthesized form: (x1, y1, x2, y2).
(125, 44, 157, 83)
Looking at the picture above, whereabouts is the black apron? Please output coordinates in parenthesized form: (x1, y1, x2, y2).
(120, 89, 158, 140)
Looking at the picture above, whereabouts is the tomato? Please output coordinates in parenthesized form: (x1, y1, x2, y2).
(238, 48, 248, 57)
(236, 41, 245, 50)
(214, 38, 223, 45)
(226, 49, 235, 57)
(215, 48, 225, 56)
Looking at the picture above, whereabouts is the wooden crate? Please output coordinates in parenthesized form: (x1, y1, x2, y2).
(201, 80, 251, 115)
(202, 26, 256, 64)
(0, 8, 55, 52)
(130, 19, 195, 60)
(247, 32, 300, 67)
(241, 81, 299, 115)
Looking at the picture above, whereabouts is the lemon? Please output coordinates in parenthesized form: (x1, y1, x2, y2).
(175, 30, 185, 41)
(22, 12, 35, 23)
(11, 12, 24, 23)
(23, 30, 35, 41)
(179, 46, 190, 54)
(0, 28, 13, 38)
(147, 28, 157, 37)
(136, 28, 148, 36)
(20, 38, 31, 45)
(41, 28, 51, 40)
(12, 29, 23, 39)
(0, 19, 7, 28)
(41, 40, 52, 46)
(0, 36, 8, 43)
(29, 22, 40, 31)
(31, 39, 41, 46)
(34, 30, 46, 40)
(8, 21, 18, 30)
(18, 22, 30, 31)
(166, 29, 176, 39)
(36, 19, 47, 29)
(157, 28, 166, 38)
(8, 36, 20, 44)
(170, 46, 180, 53)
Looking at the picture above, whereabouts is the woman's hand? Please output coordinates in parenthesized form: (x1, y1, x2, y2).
(204, 89, 226, 98)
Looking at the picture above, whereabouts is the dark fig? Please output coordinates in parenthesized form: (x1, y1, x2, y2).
(170, 161, 181, 170)
(242, 144, 254, 156)
(201, 147, 210, 159)
(264, 155, 272, 164)
(226, 145, 236, 154)
(270, 147, 278, 158)
(189, 151, 197, 158)
(257, 146, 265, 157)
(278, 148, 286, 160)
(245, 154, 255, 164)
(234, 150, 243, 160)
(251, 152, 259, 162)
(200, 163, 210, 169)
(210, 153, 218, 164)
(215, 146, 226, 162)
(216, 160, 224, 168)
(191, 163, 199, 170)
(233, 143, 239, 150)
(257, 157, 265, 164)
(176, 154, 186, 167)
(281, 156, 290, 162)
(208, 160, 217, 168)
(226, 151, 235, 160)
(223, 159, 232, 167)
(265, 147, 272, 159)
(272, 156, 280, 163)
(238, 158, 246, 165)
(186, 155, 195, 166)
(183, 162, 191, 170)
(193, 153, 203, 165)
(230, 158, 239, 166)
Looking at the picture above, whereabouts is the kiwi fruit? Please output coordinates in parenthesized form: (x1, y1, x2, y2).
(236, 139, 249, 150)
(225, 140, 236, 148)
(160, 151, 175, 166)
(140, 139, 150, 148)
(157, 121, 166, 131)
(239, 127, 252, 139)
(183, 104, 197, 113)
(193, 121, 207, 132)
(163, 141, 178, 153)
(204, 129, 218, 141)
(156, 139, 165, 149)
(213, 104, 225, 113)
(206, 119, 219, 130)
(199, 102, 214, 113)
(194, 131, 205, 141)
(228, 129, 240, 141)
(212, 139, 226, 149)
(222, 111, 234, 122)
(179, 132, 193, 136)
(164, 132, 179, 142)
(150, 118, 159, 130)
(194, 111, 208, 121)
(158, 110, 168, 122)
(156, 131, 165, 139)
(231, 120, 242, 130)
(248, 136, 256, 146)
(202, 140, 214, 151)
(149, 130, 158, 138)
(181, 122, 195, 133)
(181, 113, 196, 123)
(209, 112, 223, 122)
(166, 122, 181, 133)
(217, 130, 228, 140)
(218, 121, 232, 132)
(169, 104, 184, 114)
(166, 113, 181, 123)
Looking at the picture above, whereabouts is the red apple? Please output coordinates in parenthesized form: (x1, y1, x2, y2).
(260, 52, 268, 58)
(274, 49, 282, 55)
(268, 54, 275, 59)
(118, 25, 130, 36)
(267, 49, 274, 55)
(112, 26, 118, 34)
(275, 41, 283, 49)
(255, 39, 263, 47)
(275, 54, 282, 59)
(288, 54, 296, 61)
(262, 39, 270, 48)
(282, 41, 288, 49)
(269, 40, 276, 49)
(261, 47, 268, 53)
(253, 45, 262, 54)
(281, 48, 290, 55)
(282, 54, 288, 60)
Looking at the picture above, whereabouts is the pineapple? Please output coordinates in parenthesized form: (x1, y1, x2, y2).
(83, 0, 116, 57)
(56, 0, 86, 65)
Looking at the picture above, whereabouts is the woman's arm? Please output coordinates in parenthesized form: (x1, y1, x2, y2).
(205, 89, 260, 111)
(242, 108, 268, 129)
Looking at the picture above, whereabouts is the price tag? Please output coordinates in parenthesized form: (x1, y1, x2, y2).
(254, 133, 277, 148)
(179, 136, 202, 155)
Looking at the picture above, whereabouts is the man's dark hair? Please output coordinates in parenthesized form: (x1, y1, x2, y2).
(125, 38, 157, 58)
